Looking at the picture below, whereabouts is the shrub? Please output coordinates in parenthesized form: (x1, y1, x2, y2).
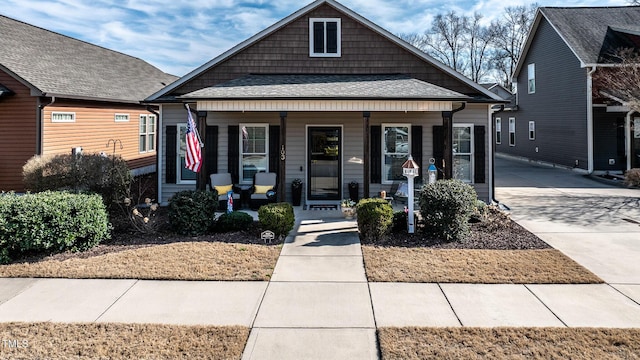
(23, 153, 132, 210)
(419, 179, 477, 242)
(216, 211, 254, 232)
(258, 202, 294, 239)
(0, 191, 110, 264)
(624, 168, 640, 187)
(168, 190, 217, 236)
(391, 210, 420, 233)
(356, 198, 393, 242)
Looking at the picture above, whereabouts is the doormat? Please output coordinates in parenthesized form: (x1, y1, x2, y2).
(309, 204, 338, 210)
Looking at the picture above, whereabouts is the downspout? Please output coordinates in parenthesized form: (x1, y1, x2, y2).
(37, 96, 56, 155)
(147, 105, 162, 204)
(586, 66, 596, 174)
(491, 105, 506, 205)
(626, 110, 635, 171)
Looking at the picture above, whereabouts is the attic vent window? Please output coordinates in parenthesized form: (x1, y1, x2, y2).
(309, 18, 341, 57)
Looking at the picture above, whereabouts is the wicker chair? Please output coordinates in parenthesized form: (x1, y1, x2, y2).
(210, 173, 240, 211)
(250, 172, 277, 210)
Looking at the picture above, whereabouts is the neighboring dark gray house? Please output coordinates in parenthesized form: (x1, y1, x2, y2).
(498, 6, 640, 172)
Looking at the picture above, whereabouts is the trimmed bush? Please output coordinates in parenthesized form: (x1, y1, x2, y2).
(624, 168, 640, 187)
(258, 203, 294, 239)
(216, 211, 254, 232)
(419, 179, 478, 242)
(23, 153, 132, 210)
(168, 190, 217, 236)
(0, 191, 110, 264)
(356, 198, 393, 242)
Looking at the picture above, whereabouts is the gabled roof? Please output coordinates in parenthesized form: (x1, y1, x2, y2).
(0, 15, 178, 103)
(180, 74, 471, 101)
(147, 0, 501, 102)
(514, 6, 640, 78)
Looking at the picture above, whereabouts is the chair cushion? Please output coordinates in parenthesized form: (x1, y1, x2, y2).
(254, 185, 272, 194)
(214, 185, 233, 194)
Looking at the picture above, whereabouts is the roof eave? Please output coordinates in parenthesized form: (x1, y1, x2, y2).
(43, 93, 145, 105)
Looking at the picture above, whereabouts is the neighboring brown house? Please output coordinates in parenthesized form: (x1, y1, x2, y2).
(147, 0, 504, 205)
(0, 15, 178, 192)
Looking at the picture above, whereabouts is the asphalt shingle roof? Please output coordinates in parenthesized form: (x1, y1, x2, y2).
(0, 15, 178, 103)
(180, 74, 471, 100)
(541, 6, 640, 65)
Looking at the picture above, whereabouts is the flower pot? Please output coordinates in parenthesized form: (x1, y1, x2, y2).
(341, 207, 356, 219)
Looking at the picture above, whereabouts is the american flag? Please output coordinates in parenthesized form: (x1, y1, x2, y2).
(185, 105, 202, 173)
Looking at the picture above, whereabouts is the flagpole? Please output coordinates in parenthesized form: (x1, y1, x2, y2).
(185, 104, 204, 147)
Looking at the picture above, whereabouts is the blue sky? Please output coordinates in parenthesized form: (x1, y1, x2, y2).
(1, 0, 630, 76)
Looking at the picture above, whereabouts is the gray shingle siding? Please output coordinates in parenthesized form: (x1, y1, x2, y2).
(502, 17, 589, 169)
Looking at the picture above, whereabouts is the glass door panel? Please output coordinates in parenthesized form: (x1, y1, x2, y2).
(308, 127, 341, 200)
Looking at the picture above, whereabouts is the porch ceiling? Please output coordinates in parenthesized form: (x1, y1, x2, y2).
(179, 74, 471, 101)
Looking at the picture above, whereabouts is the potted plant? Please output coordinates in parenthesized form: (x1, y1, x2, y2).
(341, 198, 356, 219)
(348, 180, 359, 202)
(291, 178, 303, 206)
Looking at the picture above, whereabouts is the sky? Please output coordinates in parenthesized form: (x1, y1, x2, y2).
(1, 0, 631, 77)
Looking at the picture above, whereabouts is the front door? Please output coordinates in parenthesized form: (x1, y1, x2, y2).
(308, 126, 342, 201)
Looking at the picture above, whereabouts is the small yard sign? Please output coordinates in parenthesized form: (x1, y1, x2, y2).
(261, 230, 275, 243)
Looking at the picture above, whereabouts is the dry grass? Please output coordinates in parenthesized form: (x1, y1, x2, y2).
(363, 247, 603, 284)
(0, 322, 248, 360)
(0, 242, 280, 281)
(378, 327, 640, 359)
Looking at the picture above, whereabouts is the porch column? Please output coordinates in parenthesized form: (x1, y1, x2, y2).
(196, 110, 208, 190)
(363, 111, 370, 198)
(441, 111, 453, 179)
(279, 112, 287, 202)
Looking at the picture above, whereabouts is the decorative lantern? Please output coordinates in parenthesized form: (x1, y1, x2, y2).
(428, 158, 437, 184)
(402, 155, 420, 234)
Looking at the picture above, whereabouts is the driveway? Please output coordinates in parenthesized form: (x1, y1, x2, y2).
(495, 156, 640, 284)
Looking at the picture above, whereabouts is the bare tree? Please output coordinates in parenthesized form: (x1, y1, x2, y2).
(397, 32, 427, 51)
(489, 4, 538, 90)
(423, 11, 469, 74)
(468, 13, 496, 83)
(593, 49, 640, 112)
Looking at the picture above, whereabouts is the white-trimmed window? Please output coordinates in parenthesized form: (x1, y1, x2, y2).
(453, 124, 474, 183)
(114, 113, 129, 122)
(382, 124, 410, 183)
(495, 117, 502, 144)
(139, 114, 156, 153)
(509, 117, 516, 146)
(177, 123, 196, 184)
(529, 121, 535, 140)
(309, 18, 341, 57)
(527, 63, 536, 94)
(51, 112, 75, 123)
(241, 124, 269, 183)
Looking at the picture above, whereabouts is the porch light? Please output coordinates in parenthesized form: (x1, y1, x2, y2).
(402, 155, 419, 234)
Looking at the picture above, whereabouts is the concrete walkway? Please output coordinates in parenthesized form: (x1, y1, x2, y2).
(1, 158, 640, 358)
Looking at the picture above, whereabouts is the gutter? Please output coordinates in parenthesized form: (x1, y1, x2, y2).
(36, 96, 56, 155)
(586, 66, 596, 174)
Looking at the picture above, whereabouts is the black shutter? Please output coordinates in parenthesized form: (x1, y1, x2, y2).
(371, 125, 381, 183)
(433, 125, 444, 179)
(411, 126, 423, 181)
(205, 126, 218, 178)
(228, 125, 239, 184)
(269, 125, 280, 174)
(474, 125, 486, 184)
(165, 125, 176, 184)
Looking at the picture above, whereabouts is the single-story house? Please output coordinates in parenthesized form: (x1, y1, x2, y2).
(498, 6, 640, 172)
(0, 15, 178, 192)
(146, 0, 504, 206)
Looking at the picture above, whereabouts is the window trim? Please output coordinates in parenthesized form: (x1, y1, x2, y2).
(176, 123, 196, 185)
(239, 123, 269, 184)
(527, 63, 536, 94)
(309, 18, 341, 57)
(51, 111, 75, 123)
(453, 123, 474, 184)
(509, 117, 516, 147)
(114, 113, 130, 122)
(139, 114, 156, 153)
(381, 123, 411, 184)
(528, 121, 535, 140)
(495, 117, 502, 145)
